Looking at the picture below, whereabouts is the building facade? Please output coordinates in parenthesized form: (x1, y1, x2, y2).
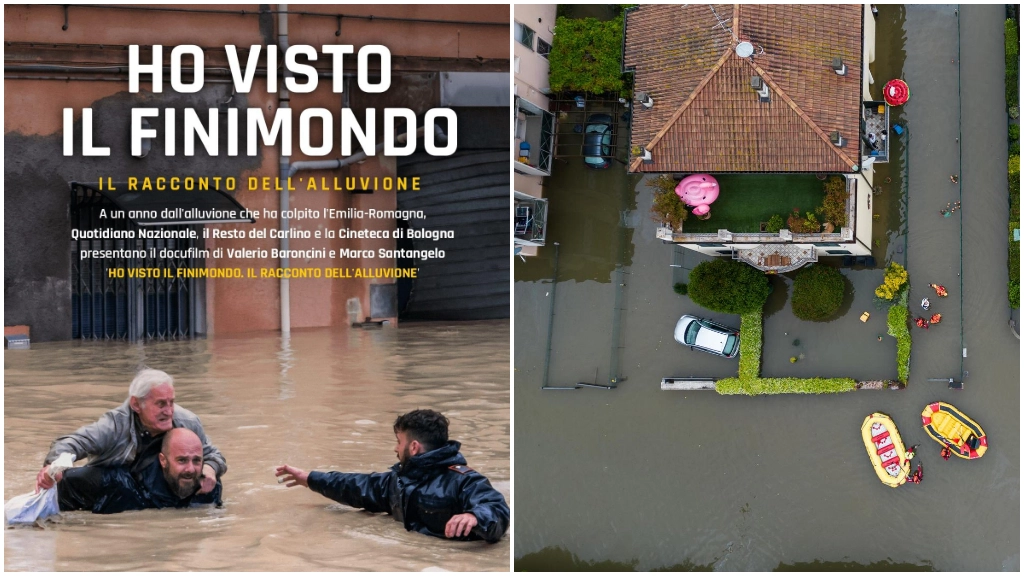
(512, 4, 556, 256)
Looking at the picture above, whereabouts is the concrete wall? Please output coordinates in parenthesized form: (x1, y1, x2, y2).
(4, 4, 509, 341)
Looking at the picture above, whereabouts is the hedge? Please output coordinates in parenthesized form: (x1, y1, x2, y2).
(716, 377, 858, 395)
(1011, 223, 1020, 309)
(886, 301, 912, 383)
(1007, 18, 1019, 109)
(719, 306, 856, 395)
(1011, 155, 1020, 309)
(738, 310, 762, 380)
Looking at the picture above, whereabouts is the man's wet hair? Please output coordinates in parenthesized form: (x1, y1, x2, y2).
(393, 410, 449, 451)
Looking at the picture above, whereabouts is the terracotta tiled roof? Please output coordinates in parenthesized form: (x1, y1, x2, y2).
(624, 4, 863, 173)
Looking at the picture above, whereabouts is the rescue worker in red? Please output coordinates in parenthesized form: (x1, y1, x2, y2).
(907, 465, 924, 484)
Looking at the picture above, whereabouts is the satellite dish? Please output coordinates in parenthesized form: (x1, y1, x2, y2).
(735, 42, 754, 58)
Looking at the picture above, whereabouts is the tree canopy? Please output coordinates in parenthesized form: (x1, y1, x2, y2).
(687, 259, 771, 314)
(791, 265, 846, 321)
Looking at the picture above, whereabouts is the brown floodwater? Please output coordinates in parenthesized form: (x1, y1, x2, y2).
(4, 321, 510, 571)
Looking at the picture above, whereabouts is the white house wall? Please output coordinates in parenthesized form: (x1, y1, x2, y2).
(863, 4, 877, 98)
(513, 5, 556, 102)
(854, 172, 874, 256)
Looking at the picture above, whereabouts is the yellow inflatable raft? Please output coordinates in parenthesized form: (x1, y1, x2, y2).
(921, 402, 987, 459)
(861, 413, 911, 487)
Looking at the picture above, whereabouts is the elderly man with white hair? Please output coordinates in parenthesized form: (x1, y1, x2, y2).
(35, 369, 226, 495)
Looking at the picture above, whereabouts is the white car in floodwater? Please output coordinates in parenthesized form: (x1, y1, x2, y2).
(673, 315, 740, 358)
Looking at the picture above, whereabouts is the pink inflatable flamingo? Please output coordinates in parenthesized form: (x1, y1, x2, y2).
(674, 174, 720, 217)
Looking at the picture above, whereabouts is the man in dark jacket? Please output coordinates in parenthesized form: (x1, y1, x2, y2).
(275, 409, 508, 543)
(57, 428, 222, 514)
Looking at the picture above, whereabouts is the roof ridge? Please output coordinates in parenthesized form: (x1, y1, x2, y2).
(629, 46, 734, 172)
(746, 58, 858, 169)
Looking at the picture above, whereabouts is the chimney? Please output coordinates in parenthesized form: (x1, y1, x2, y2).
(638, 92, 654, 109)
(831, 57, 847, 76)
(641, 149, 653, 164)
(830, 131, 845, 147)
(750, 76, 769, 103)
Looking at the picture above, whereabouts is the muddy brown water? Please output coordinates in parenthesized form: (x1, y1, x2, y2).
(4, 321, 510, 571)
(515, 5, 1018, 571)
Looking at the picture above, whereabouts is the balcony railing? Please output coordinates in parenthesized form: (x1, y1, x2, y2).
(515, 96, 555, 176)
(657, 176, 857, 244)
(514, 193, 547, 246)
(862, 100, 889, 164)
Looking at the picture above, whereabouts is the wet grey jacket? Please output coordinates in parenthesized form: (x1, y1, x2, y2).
(43, 400, 226, 477)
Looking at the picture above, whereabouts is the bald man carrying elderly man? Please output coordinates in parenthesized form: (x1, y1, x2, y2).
(36, 369, 225, 513)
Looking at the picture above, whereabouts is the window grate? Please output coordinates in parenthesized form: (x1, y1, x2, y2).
(537, 38, 551, 59)
(515, 22, 535, 50)
(70, 187, 200, 341)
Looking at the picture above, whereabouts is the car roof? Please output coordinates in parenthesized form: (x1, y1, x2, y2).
(694, 325, 729, 352)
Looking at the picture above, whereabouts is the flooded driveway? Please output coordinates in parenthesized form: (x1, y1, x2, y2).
(5, 321, 510, 571)
(515, 5, 1018, 571)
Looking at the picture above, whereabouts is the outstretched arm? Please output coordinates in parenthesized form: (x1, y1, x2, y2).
(276, 464, 392, 514)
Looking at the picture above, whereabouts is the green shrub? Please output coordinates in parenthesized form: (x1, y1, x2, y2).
(765, 214, 785, 233)
(716, 377, 857, 395)
(1007, 18, 1019, 108)
(875, 262, 909, 301)
(673, 282, 688, 296)
(817, 176, 848, 228)
(1011, 125, 1020, 156)
(548, 16, 628, 96)
(787, 210, 820, 233)
(688, 259, 771, 314)
(887, 302, 911, 383)
(649, 175, 688, 231)
(791, 265, 846, 321)
(738, 310, 762, 380)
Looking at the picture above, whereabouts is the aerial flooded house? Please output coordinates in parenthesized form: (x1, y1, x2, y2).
(624, 4, 880, 272)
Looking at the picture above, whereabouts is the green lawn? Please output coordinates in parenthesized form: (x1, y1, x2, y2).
(682, 174, 828, 233)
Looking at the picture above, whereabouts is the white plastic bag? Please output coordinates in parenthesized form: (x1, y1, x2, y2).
(4, 453, 74, 526)
(5, 488, 59, 525)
